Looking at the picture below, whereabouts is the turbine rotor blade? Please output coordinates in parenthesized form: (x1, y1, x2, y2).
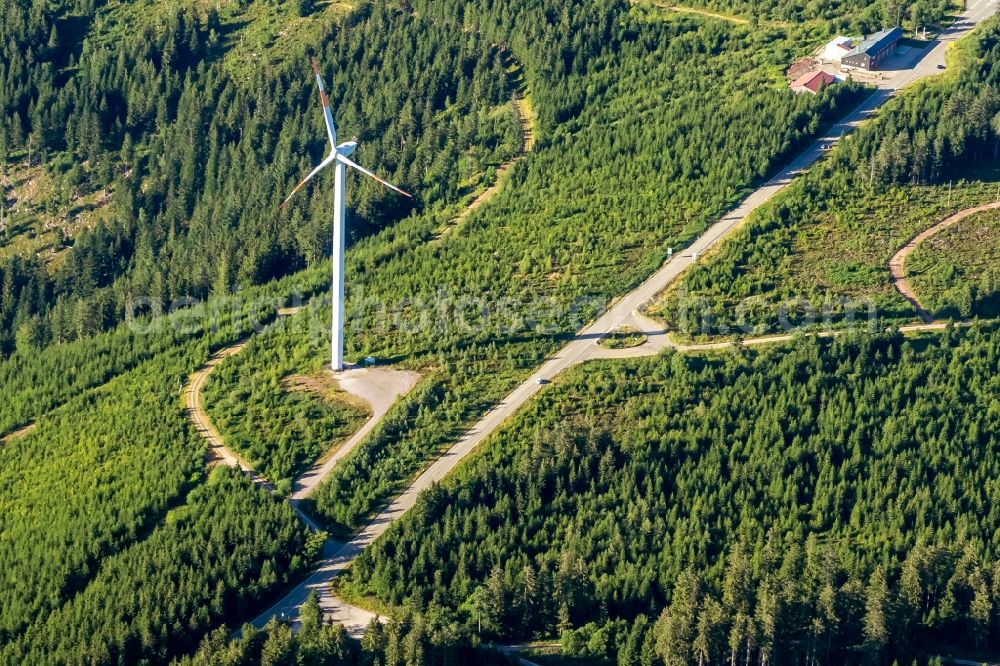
(310, 58, 338, 150)
(278, 153, 336, 210)
(336, 154, 413, 198)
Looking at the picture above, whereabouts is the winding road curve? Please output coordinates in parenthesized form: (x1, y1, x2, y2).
(183, 314, 420, 631)
(185, 340, 274, 490)
(190, 0, 996, 639)
(889, 201, 1000, 323)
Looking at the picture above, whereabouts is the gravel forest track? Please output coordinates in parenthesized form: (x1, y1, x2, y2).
(0, 422, 36, 447)
(185, 339, 274, 490)
(290, 367, 420, 501)
(434, 50, 535, 242)
(453, 91, 535, 224)
(889, 201, 1000, 323)
(183, 319, 420, 630)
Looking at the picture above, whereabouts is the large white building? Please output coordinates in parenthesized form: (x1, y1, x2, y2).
(822, 36, 854, 64)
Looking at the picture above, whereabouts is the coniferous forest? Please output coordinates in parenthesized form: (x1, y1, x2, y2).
(0, 0, 518, 355)
(2, 0, 1000, 664)
(346, 326, 1000, 665)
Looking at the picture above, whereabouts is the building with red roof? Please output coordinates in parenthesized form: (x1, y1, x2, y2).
(790, 71, 838, 94)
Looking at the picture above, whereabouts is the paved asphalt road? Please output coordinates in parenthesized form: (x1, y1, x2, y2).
(249, 0, 997, 636)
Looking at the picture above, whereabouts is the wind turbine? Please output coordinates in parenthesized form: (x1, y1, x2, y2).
(280, 58, 412, 372)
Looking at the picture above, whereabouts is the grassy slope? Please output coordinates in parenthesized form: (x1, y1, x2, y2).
(0, 159, 115, 266)
(201, 318, 371, 485)
(655, 175, 1000, 339)
(907, 207, 1000, 319)
(88, 0, 357, 80)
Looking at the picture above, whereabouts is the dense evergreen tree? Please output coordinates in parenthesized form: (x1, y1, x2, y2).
(0, 469, 315, 664)
(0, 0, 518, 355)
(346, 327, 1000, 664)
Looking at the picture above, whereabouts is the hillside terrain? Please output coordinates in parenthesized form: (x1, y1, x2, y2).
(655, 13, 1000, 340)
(206, 0, 867, 541)
(335, 7, 1000, 666)
(906, 207, 1000, 319)
(346, 326, 1000, 663)
(1, 0, 999, 664)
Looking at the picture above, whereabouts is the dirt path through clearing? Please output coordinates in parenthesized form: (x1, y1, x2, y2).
(434, 53, 536, 241)
(0, 422, 36, 447)
(889, 201, 1000, 323)
(184, 339, 275, 490)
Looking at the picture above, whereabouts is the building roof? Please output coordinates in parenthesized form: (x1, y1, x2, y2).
(843, 27, 903, 59)
(827, 36, 853, 51)
(790, 71, 837, 93)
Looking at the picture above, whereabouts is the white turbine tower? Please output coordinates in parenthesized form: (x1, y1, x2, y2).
(280, 58, 412, 372)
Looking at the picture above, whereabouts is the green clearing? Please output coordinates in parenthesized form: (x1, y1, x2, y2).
(202, 316, 370, 486)
(88, 0, 358, 82)
(0, 159, 115, 267)
(654, 174, 1000, 341)
(907, 207, 1000, 319)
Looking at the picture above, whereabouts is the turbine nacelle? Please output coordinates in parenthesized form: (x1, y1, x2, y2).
(278, 62, 411, 210)
(336, 141, 357, 158)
